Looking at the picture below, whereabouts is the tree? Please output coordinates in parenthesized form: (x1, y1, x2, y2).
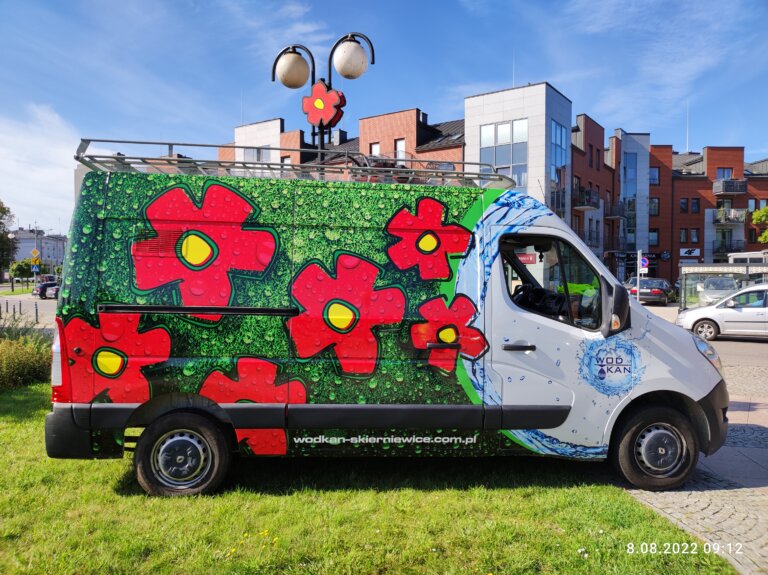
(10, 258, 32, 279)
(752, 206, 768, 244)
(0, 199, 18, 282)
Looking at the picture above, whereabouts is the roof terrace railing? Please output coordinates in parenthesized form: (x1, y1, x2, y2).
(75, 139, 516, 189)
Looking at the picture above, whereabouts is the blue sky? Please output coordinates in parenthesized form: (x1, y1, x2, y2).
(1, 0, 767, 233)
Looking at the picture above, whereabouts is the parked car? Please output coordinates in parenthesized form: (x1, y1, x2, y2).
(46, 285, 60, 299)
(699, 277, 738, 306)
(32, 281, 58, 299)
(677, 284, 768, 340)
(627, 278, 677, 305)
(46, 144, 730, 496)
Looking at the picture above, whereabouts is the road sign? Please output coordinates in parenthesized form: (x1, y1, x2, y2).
(31, 265, 40, 273)
(640, 256, 649, 268)
(31, 249, 40, 257)
(638, 267, 649, 274)
(31, 257, 41, 265)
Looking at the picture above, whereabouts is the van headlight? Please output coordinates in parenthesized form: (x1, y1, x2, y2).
(693, 335, 723, 376)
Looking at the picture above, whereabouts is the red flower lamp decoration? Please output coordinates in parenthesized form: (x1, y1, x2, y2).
(199, 358, 306, 455)
(386, 198, 472, 280)
(63, 313, 171, 403)
(410, 295, 488, 373)
(302, 80, 346, 128)
(286, 253, 405, 376)
(132, 183, 277, 321)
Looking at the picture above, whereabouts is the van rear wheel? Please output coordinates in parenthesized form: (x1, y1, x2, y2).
(134, 412, 231, 496)
(611, 406, 698, 491)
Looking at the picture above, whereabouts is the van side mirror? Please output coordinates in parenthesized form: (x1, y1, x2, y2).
(600, 279, 631, 338)
(726, 300, 735, 308)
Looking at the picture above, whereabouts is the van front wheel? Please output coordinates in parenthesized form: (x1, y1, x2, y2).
(611, 406, 699, 491)
(134, 412, 231, 496)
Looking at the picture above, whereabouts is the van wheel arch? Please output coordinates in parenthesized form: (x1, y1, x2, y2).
(125, 393, 238, 452)
(608, 390, 711, 456)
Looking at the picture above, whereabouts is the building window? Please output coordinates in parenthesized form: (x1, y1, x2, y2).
(480, 119, 528, 186)
(596, 149, 601, 170)
(679, 228, 687, 243)
(370, 142, 380, 156)
(649, 167, 660, 185)
(680, 198, 688, 213)
(691, 198, 700, 213)
(649, 197, 660, 216)
(573, 175, 581, 192)
(281, 156, 291, 164)
(588, 144, 593, 168)
(395, 138, 406, 166)
(748, 199, 756, 212)
(649, 228, 659, 246)
(548, 120, 567, 217)
(716, 167, 733, 180)
(244, 146, 269, 162)
(749, 228, 757, 243)
(761, 199, 768, 209)
(690, 228, 699, 243)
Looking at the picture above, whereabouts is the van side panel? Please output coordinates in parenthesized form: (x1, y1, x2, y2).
(57, 174, 517, 457)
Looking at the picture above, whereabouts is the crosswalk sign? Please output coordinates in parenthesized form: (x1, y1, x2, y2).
(31, 265, 40, 273)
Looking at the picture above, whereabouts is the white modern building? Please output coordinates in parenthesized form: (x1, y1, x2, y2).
(464, 82, 573, 223)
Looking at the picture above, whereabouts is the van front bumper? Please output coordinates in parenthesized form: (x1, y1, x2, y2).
(697, 379, 729, 456)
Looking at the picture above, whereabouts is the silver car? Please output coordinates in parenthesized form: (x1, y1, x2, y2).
(677, 284, 768, 340)
(699, 277, 738, 306)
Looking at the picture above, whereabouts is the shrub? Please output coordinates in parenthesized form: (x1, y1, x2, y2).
(0, 336, 51, 389)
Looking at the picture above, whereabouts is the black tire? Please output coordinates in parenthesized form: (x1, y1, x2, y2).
(39, 294, 47, 300)
(134, 412, 231, 496)
(611, 406, 699, 491)
(693, 319, 718, 341)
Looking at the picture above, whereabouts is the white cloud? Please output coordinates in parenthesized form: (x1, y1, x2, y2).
(563, 0, 753, 131)
(0, 105, 87, 235)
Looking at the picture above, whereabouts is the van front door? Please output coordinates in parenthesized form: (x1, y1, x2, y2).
(487, 231, 606, 439)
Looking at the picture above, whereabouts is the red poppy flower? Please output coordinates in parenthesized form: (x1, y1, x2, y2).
(302, 80, 346, 128)
(132, 183, 277, 321)
(386, 198, 472, 280)
(199, 357, 306, 455)
(286, 253, 406, 375)
(410, 295, 488, 372)
(64, 313, 171, 403)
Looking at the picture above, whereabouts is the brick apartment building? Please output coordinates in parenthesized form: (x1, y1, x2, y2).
(221, 82, 768, 284)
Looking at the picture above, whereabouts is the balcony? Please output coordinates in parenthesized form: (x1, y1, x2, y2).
(578, 229, 601, 248)
(604, 235, 627, 252)
(712, 240, 745, 255)
(714, 208, 747, 224)
(572, 187, 600, 211)
(604, 202, 625, 219)
(712, 179, 747, 195)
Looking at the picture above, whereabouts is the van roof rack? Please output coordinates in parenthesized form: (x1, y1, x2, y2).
(75, 139, 516, 190)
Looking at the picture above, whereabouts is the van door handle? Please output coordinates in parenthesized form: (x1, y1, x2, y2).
(503, 343, 536, 352)
(426, 342, 462, 349)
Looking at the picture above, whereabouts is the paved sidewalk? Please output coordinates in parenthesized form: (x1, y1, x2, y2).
(633, 303, 768, 575)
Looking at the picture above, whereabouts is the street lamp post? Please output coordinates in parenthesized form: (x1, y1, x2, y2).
(272, 33, 374, 159)
(6, 232, 15, 292)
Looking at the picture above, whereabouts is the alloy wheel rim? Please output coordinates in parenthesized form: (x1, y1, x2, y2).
(696, 323, 715, 339)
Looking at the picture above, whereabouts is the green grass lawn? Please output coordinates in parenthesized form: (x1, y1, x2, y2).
(0, 385, 735, 575)
(0, 287, 34, 295)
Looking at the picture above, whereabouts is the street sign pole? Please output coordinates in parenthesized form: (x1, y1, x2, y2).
(636, 250, 642, 301)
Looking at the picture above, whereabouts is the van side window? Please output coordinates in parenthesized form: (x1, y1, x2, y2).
(729, 290, 766, 308)
(500, 235, 602, 330)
